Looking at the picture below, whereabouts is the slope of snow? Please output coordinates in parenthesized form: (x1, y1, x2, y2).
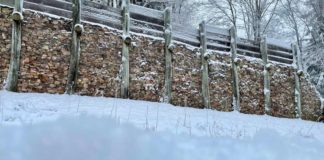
(0, 91, 324, 159)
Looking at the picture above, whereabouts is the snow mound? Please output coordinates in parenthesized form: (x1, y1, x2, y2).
(1, 115, 323, 160)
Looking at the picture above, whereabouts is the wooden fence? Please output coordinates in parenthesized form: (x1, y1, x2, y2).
(1, 0, 293, 65)
(1, 0, 305, 117)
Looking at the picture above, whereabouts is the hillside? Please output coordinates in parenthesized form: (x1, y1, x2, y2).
(0, 91, 324, 159)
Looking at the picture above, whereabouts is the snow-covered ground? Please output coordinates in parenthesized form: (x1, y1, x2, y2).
(0, 91, 323, 160)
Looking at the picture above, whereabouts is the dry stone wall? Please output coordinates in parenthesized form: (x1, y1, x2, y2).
(129, 35, 165, 102)
(76, 24, 122, 97)
(18, 11, 70, 94)
(238, 57, 265, 115)
(300, 76, 322, 121)
(270, 65, 295, 118)
(208, 52, 233, 111)
(0, 7, 12, 90)
(0, 7, 322, 121)
(171, 44, 203, 108)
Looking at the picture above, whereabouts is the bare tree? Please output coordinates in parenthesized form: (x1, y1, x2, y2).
(279, 0, 305, 51)
(239, 0, 279, 42)
(207, 0, 239, 29)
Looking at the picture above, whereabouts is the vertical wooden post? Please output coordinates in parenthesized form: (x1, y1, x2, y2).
(292, 43, 302, 118)
(5, 0, 23, 91)
(260, 36, 271, 115)
(120, 0, 131, 98)
(162, 7, 172, 103)
(199, 21, 210, 109)
(229, 27, 240, 111)
(66, 0, 83, 94)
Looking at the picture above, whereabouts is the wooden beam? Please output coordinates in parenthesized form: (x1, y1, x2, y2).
(120, 0, 131, 98)
(5, 0, 23, 91)
(66, 0, 83, 94)
(199, 21, 210, 109)
(162, 7, 172, 103)
(292, 43, 302, 118)
(0, 0, 14, 7)
(230, 27, 240, 111)
(260, 36, 271, 115)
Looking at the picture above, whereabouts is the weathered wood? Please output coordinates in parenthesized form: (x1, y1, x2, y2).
(162, 7, 172, 103)
(129, 4, 164, 25)
(5, 0, 23, 92)
(66, 0, 83, 94)
(206, 25, 230, 36)
(292, 43, 302, 118)
(172, 32, 200, 47)
(268, 55, 293, 64)
(230, 27, 240, 111)
(0, 0, 14, 7)
(268, 49, 294, 59)
(199, 21, 210, 109)
(26, 0, 71, 10)
(260, 36, 271, 115)
(120, 0, 131, 98)
(24, 1, 72, 18)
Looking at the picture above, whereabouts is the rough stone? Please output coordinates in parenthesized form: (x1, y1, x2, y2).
(238, 57, 265, 115)
(300, 76, 322, 121)
(270, 64, 295, 118)
(76, 24, 122, 97)
(171, 45, 203, 108)
(18, 11, 71, 94)
(129, 35, 165, 102)
(209, 52, 233, 111)
(0, 7, 12, 90)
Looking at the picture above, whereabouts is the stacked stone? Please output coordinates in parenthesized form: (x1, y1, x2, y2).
(17, 11, 71, 94)
(238, 57, 265, 115)
(129, 35, 165, 102)
(209, 52, 233, 111)
(0, 7, 12, 90)
(76, 24, 122, 97)
(171, 44, 203, 108)
(270, 65, 295, 118)
(300, 76, 322, 121)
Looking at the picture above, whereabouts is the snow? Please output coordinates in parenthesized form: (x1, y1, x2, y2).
(1, 91, 324, 159)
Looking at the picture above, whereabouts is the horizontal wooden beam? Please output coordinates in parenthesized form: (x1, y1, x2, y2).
(0, 0, 14, 7)
(129, 4, 164, 25)
(26, 0, 71, 10)
(206, 25, 230, 36)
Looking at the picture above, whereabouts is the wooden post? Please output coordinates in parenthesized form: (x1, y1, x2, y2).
(292, 43, 302, 118)
(260, 36, 271, 115)
(162, 7, 172, 103)
(120, 0, 131, 98)
(66, 0, 83, 94)
(229, 27, 240, 111)
(5, 0, 23, 91)
(199, 21, 210, 109)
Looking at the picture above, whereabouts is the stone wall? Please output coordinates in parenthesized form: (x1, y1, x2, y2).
(0, 7, 12, 90)
(18, 11, 71, 94)
(0, 7, 322, 121)
(76, 24, 122, 97)
(129, 35, 165, 102)
(300, 76, 322, 121)
(171, 45, 203, 108)
(209, 52, 233, 111)
(238, 57, 265, 115)
(270, 65, 295, 118)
